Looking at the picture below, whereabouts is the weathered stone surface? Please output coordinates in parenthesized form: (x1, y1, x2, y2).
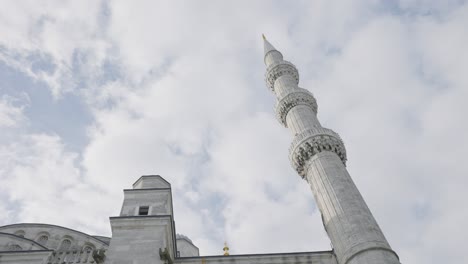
(0, 250, 52, 264)
(120, 189, 172, 216)
(305, 152, 399, 264)
(106, 216, 176, 264)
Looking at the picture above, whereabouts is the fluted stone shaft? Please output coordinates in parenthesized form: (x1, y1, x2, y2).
(263, 37, 400, 264)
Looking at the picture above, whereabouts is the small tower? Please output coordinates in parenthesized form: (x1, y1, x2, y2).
(262, 36, 400, 264)
(105, 175, 177, 264)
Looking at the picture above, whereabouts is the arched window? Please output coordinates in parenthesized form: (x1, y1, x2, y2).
(8, 244, 22, 251)
(59, 239, 71, 251)
(37, 235, 49, 246)
(83, 245, 93, 252)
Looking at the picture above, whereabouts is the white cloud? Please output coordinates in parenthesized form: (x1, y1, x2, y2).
(0, 0, 109, 98)
(306, 5, 468, 263)
(0, 94, 28, 128)
(0, 132, 110, 233)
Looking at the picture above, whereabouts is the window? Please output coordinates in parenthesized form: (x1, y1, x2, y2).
(138, 206, 150, 215)
(83, 246, 93, 252)
(38, 235, 49, 246)
(59, 239, 71, 251)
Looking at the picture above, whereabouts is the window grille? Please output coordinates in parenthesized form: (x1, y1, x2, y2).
(38, 235, 49, 245)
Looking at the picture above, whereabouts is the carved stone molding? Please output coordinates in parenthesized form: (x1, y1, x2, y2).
(160, 247, 174, 264)
(289, 127, 347, 177)
(275, 88, 318, 127)
(93, 249, 106, 264)
(265, 61, 299, 91)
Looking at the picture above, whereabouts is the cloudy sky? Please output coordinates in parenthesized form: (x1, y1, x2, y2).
(0, 0, 467, 263)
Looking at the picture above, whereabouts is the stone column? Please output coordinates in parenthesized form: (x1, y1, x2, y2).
(263, 36, 400, 264)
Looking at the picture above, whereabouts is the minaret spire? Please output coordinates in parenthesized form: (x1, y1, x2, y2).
(262, 37, 400, 264)
(263, 34, 283, 66)
(262, 34, 276, 54)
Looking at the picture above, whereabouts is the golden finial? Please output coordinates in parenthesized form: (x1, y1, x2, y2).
(262, 34, 266, 40)
(223, 242, 230, 256)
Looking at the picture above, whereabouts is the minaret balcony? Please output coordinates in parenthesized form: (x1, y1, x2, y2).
(289, 127, 347, 177)
(265, 61, 299, 91)
(275, 88, 318, 127)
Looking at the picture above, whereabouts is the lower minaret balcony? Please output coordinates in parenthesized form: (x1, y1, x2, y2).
(289, 127, 347, 177)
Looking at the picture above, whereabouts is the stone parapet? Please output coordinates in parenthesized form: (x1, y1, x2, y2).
(275, 88, 317, 127)
(265, 61, 299, 91)
(289, 127, 347, 177)
(175, 251, 337, 264)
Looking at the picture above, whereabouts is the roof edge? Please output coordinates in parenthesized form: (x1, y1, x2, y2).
(0, 223, 109, 246)
(176, 250, 334, 259)
(176, 237, 199, 250)
(132, 175, 171, 188)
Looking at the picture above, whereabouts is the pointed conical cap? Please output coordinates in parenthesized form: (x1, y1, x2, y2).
(262, 35, 283, 66)
(263, 34, 277, 56)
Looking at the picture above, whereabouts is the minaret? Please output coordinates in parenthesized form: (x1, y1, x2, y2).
(263, 36, 400, 264)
